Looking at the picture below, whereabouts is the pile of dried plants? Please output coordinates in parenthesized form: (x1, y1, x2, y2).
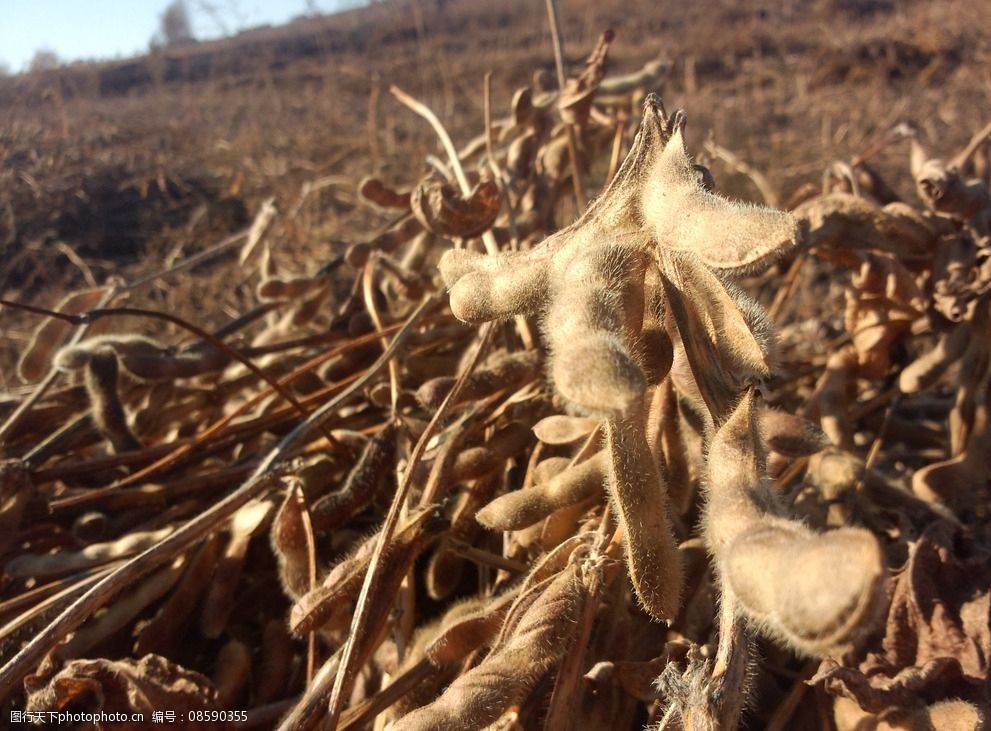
(1, 17, 990, 731)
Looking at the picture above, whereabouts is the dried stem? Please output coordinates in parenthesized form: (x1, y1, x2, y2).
(951, 118, 991, 170)
(606, 113, 627, 185)
(768, 252, 807, 322)
(544, 0, 587, 212)
(484, 71, 521, 251)
(362, 258, 402, 413)
(295, 483, 318, 685)
(704, 138, 780, 208)
(543, 529, 622, 729)
(338, 658, 435, 729)
(275, 648, 341, 730)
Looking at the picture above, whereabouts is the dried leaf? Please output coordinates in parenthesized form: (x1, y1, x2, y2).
(813, 520, 991, 716)
(411, 174, 500, 238)
(26, 655, 220, 730)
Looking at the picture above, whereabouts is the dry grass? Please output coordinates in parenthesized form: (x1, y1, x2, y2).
(1, 0, 990, 728)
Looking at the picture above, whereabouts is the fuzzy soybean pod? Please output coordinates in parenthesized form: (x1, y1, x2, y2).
(899, 321, 972, 393)
(213, 639, 251, 708)
(544, 244, 651, 415)
(442, 94, 797, 420)
(476, 450, 607, 531)
(444, 421, 533, 485)
(385, 593, 517, 725)
(638, 267, 675, 387)
(309, 423, 396, 534)
(392, 561, 587, 731)
(122, 343, 231, 381)
(271, 484, 311, 600)
(415, 349, 542, 410)
(605, 404, 683, 623)
(426, 474, 503, 600)
(83, 345, 141, 454)
(289, 507, 446, 636)
(5, 526, 174, 580)
(424, 592, 516, 666)
(705, 389, 888, 657)
(532, 415, 599, 445)
(57, 335, 229, 383)
(758, 407, 829, 458)
(659, 252, 777, 423)
(439, 246, 551, 325)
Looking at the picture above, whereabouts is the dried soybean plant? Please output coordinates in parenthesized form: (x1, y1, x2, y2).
(1, 25, 990, 731)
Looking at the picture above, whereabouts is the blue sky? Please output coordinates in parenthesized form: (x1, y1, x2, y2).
(0, 1, 350, 73)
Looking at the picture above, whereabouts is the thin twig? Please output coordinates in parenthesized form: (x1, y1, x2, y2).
(362, 258, 402, 414)
(0, 565, 117, 644)
(544, 0, 587, 212)
(606, 113, 627, 185)
(764, 660, 819, 731)
(484, 71, 520, 251)
(704, 138, 780, 208)
(293, 482, 319, 685)
(338, 658, 435, 730)
(853, 394, 900, 494)
(951, 118, 991, 170)
(768, 252, 807, 323)
(275, 648, 342, 731)
(447, 539, 529, 574)
(54, 241, 98, 288)
(483, 72, 498, 180)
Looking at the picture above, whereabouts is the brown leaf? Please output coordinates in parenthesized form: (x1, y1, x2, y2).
(844, 252, 924, 378)
(814, 521, 991, 714)
(26, 655, 220, 730)
(411, 174, 500, 238)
